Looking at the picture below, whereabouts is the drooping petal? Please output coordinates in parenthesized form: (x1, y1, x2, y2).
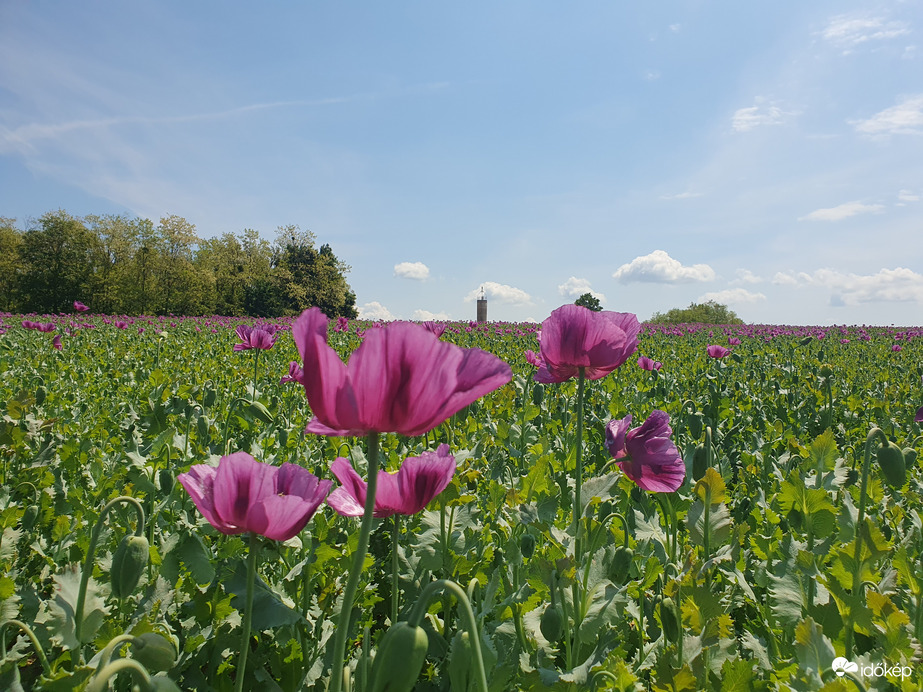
(326, 487, 366, 516)
(329, 457, 368, 509)
(605, 416, 632, 460)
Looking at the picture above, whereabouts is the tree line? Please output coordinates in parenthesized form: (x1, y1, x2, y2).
(0, 210, 358, 318)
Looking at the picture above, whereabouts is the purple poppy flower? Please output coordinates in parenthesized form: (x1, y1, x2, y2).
(280, 361, 304, 385)
(327, 444, 455, 517)
(915, 406, 923, 423)
(74, 301, 89, 312)
(707, 345, 731, 358)
(234, 324, 276, 351)
(728, 337, 741, 346)
(178, 452, 331, 541)
(605, 411, 685, 492)
(292, 307, 511, 437)
(637, 356, 662, 371)
(423, 322, 447, 338)
(533, 304, 639, 383)
(891, 345, 902, 352)
(52, 335, 62, 350)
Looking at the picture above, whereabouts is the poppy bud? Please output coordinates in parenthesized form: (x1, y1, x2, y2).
(692, 444, 707, 481)
(799, 337, 813, 346)
(877, 441, 906, 488)
(148, 678, 182, 692)
(369, 622, 429, 692)
(659, 597, 681, 643)
(131, 632, 178, 672)
(448, 630, 473, 692)
(540, 604, 565, 643)
(159, 469, 175, 496)
(819, 364, 833, 378)
(204, 387, 218, 408)
(111, 535, 149, 599)
(519, 533, 536, 560)
(531, 383, 544, 406)
(903, 447, 917, 470)
(609, 545, 633, 585)
(22, 504, 39, 532)
(688, 413, 704, 440)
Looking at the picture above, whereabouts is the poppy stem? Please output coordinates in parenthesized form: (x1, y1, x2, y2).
(573, 369, 586, 562)
(329, 431, 380, 692)
(235, 532, 260, 692)
(391, 514, 400, 624)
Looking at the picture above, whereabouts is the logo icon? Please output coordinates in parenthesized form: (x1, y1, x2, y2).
(832, 657, 859, 677)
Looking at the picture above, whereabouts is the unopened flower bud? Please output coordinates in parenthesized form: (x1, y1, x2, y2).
(111, 535, 149, 599)
(877, 441, 907, 489)
(131, 632, 178, 672)
(369, 622, 429, 692)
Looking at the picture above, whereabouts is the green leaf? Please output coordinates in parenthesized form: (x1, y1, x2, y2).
(720, 658, 755, 691)
(806, 430, 838, 476)
(223, 558, 304, 630)
(794, 617, 834, 677)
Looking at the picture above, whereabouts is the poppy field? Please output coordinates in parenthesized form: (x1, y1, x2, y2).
(1, 307, 922, 691)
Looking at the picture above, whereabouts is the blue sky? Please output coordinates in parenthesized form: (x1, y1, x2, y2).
(2, 1, 922, 325)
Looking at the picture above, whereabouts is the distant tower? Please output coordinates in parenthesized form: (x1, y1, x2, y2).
(476, 286, 487, 322)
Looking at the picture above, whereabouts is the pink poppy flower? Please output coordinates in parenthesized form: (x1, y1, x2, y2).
(279, 361, 304, 385)
(234, 324, 276, 351)
(74, 301, 89, 312)
(533, 304, 639, 384)
(707, 345, 731, 358)
(334, 316, 350, 333)
(891, 345, 902, 352)
(327, 444, 455, 517)
(728, 337, 741, 346)
(605, 411, 685, 492)
(293, 307, 511, 437)
(524, 350, 544, 368)
(114, 321, 128, 330)
(637, 356, 662, 371)
(52, 335, 62, 350)
(178, 452, 331, 541)
(423, 322, 447, 338)
(915, 406, 923, 423)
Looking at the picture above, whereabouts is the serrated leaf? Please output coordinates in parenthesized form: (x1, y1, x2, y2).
(768, 571, 803, 627)
(720, 658, 755, 691)
(34, 564, 109, 648)
(686, 500, 731, 548)
(694, 467, 726, 504)
(794, 617, 834, 676)
(807, 430, 839, 476)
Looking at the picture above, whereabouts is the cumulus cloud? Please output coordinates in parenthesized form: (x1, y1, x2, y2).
(773, 268, 923, 305)
(558, 276, 606, 302)
(357, 301, 395, 320)
(394, 261, 430, 280)
(613, 250, 715, 284)
(733, 269, 763, 285)
(772, 272, 800, 286)
(799, 201, 885, 221)
(821, 15, 910, 47)
(464, 281, 533, 305)
(412, 309, 451, 321)
(698, 288, 766, 304)
(852, 95, 923, 136)
(732, 103, 792, 132)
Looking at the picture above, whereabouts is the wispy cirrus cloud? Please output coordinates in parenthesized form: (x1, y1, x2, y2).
(820, 14, 911, 48)
(852, 94, 923, 136)
(798, 201, 885, 221)
(731, 102, 794, 132)
(613, 250, 715, 284)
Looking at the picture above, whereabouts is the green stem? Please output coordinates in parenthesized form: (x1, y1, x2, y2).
(328, 431, 380, 692)
(85, 659, 154, 692)
(392, 514, 400, 624)
(573, 369, 586, 562)
(235, 532, 260, 692)
(0, 620, 52, 677)
(845, 427, 887, 660)
(252, 349, 260, 403)
(75, 496, 146, 661)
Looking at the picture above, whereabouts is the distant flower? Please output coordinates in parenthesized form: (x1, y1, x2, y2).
(293, 307, 511, 437)
(52, 335, 62, 350)
(728, 337, 741, 346)
(74, 301, 89, 312)
(605, 411, 685, 492)
(327, 444, 455, 517)
(915, 406, 923, 423)
(114, 320, 128, 330)
(234, 324, 276, 351)
(23, 320, 55, 332)
(533, 304, 639, 384)
(280, 361, 304, 385)
(524, 350, 544, 368)
(178, 452, 331, 541)
(840, 339, 849, 344)
(637, 356, 662, 371)
(707, 345, 731, 359)
(334, 316, 350, 333)
(891, 345, 902, 352)
(423, 322, 447, 338)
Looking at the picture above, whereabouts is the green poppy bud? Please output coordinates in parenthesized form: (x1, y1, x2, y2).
(369, 622, 429, 692)
(877, 441, 906, 488)
(903, 447, 918, 470)
(688, 413, 704, 440)
(659, 597, 681, 643)
(609, 545, 633, 585)
(131, 632, 178, 672)
(204, 387, 217, 408)
(540, 603, 565, 643)
(531, 383, 544, 406)
(158, 469, 175, 496)
(22, 504, 39, 532)
(519, 533, 536, 560)
(148, 677, 182, 692)
(111, 535, 149, 599)
(692, 444, 707, 481)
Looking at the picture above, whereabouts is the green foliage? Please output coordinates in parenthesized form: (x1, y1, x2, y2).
(574, 292, 602, 311)
(648, 300, 744, 324)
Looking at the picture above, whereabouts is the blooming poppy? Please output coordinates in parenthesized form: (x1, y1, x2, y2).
(728, 337, 741, 345)
(293, 307, 511, 437)
(74, 301, 89, 312)
(707, 345, 731, 358)
(178, 452, 331, 541)
(532, 304, 639, 383)
(327, 444, 455, 517)
(605, 411, 685, 492)
(234, 324, 276, 351)
(423, 321, 447, 338)
(637, 356, 662, 371)
(280, 361, 304, 385)
(52, 335, 62, 350)
(915, 406, 923, 423)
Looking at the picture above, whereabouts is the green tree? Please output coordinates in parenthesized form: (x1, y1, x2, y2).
(0, 217, 23, 311)
(196, 229, 272, 315)
(648, 300, 743, 324)
(18, 210, 105, 313)
(574, 292, 602, 311)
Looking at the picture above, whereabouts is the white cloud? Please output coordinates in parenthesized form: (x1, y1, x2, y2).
(898, 189, 920, 203)
(732, 103, 792, 132)
(660, 190, 703, 200)
(772, 272, 799, 286)
(394, 261, 430, 280)
(773, 268, 923, 305)
(412, 309, 450, 321)
(852, 95, 923, 136)
(613, 250, 716, 284)
(643, 70, 661, 81)
(799, 201, 885, 221)
(733, 269, 762, 285)
(558, 276, 606, 302)
(357, 301, 395, 320)
(821, 15, 910, 47)
(464, 281, 533, 305)
(698, 288, 766, 304)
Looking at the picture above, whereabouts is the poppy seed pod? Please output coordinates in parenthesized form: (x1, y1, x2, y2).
(111, 535, 149, 599)
(660, 597, 681, 643)
(877, 441, 906, 488)
(131, 632, 178, 672)
(609, 545, 633, 585)
(369, 622, 429, 692)
(519, 533, 536, 559)
(540, 603, 565, 642)
(692, 444, 708, 481)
